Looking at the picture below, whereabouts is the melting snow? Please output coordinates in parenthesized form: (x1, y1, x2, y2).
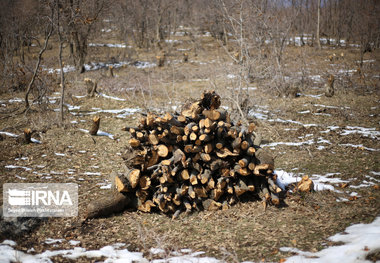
(340, 126, 380, 140)
(4, 165, 32, 171)
(89, 43, 130, 48)
(98, 92, 126, 101)
(45, 238, 64, 245)
(281, 216, 380, 263)
(339, 143, 379, 152)
(274, 170, 348, 192)
(83, 172, 101, 176)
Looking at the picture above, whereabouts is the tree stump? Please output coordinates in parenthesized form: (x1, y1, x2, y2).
(85, 78, 97, 97)
(89, 116, 100, 135)
(24, 128, 32, 144)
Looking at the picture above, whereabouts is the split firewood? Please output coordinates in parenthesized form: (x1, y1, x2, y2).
(98, 90, 308, 218)
(114, 173, 132, 193)
(125, 168, 141, 188)
(89, 116, 100, 135)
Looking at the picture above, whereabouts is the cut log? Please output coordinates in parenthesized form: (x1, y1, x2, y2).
(238, 158, 249, 168)
(189, 170, 198, 185)
(216, 147, 239, 158)
(247, 147, 256, 156)
(202, 108, 227, 121)
(181, 169, 190, 180)
(200, 153, 211, 162)
(202, 199, 222, 211)
(234, 179, 249, 196)
(137, 200, 155, 213)
(200, 169, 211, 184)
(89, 116, 100, 135)
(148, 133, 159, 145)
(194, 186, 208, 198)
(126, 168, 141, 188)
(255, 149, 274, 170)
(204, 143, 213, 153)
(115, 174, 132, 193)
(139, 176, 151, 190)
(85, 190, 130, 219)
(129, 138, 141, 148)
(157, 144, 169, 158)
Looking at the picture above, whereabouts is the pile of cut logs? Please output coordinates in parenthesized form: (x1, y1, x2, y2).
(85, 91, 282, 219)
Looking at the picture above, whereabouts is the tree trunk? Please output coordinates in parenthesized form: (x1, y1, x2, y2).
(57, 1, 65, 123)
(316, 0, 321, 50)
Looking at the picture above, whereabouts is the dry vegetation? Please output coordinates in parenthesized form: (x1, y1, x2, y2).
(0, 0, 379, 262)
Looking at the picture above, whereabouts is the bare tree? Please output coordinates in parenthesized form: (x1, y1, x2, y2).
(56, 0, 65, 122)
(60, 0, 105, 73)
(24, 1, 54, 110)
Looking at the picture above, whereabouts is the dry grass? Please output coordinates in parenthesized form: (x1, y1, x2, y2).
(0, 32, 379, 262)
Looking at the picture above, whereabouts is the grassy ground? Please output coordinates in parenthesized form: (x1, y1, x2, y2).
(0, 30, 379, 262)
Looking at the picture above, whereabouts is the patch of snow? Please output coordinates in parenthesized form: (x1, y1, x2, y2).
(8, 98, 23, 103)
(150, 248, 165, 255)
(89, 43, 129, 48)
(99, 183, 112, 189)
(313, 112, 331, 117)
(45, 238, 64, 245)
(190, 78, 210, 82)
(337, 68, 356, 75)
(310, 75, 322, 82)
(83, 172, 101, 176)
(54, 153, 66, 156)
(339, 143, 379, 152)
(340, 126, 380, 140)
(165, 39, 182, 43)
(301, 93, 323, 99)
(1, 240, 16, 246)
(262, 139, 315, 148)
(275, 170, 349, 192)
(281, 216, 380, 263)
(0, 131, 19, 137)
(98, 92, 126, 101)
(4, 165, 32, 171)
(69, 240, 81, 246)
(73, 95, 86, 99)
(97, 130, 115, 140)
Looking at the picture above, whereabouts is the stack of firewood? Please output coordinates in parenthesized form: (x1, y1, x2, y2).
(110, 91, 282, 217)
